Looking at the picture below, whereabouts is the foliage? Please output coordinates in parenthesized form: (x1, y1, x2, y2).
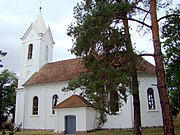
(0, 70, 17, 128)
(4, 121, 13, 130)
(65, 0, 139, 126)
(169, 90, 180, 116)
(0, 51, 7, 68)
(64, 60, 130, 124)
(162, 7, 180, 116)
(2, 130, 6, 135)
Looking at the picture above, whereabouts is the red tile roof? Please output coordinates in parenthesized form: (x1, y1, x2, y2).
(24, 57, 155, 86)
(53, 94, 93, 109)
(136, 57, 155, 75)
(24, 58, 85, 86)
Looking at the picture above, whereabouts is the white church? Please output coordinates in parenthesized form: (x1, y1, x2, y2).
(15, 9, 163, 134)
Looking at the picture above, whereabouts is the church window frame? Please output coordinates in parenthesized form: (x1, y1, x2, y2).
(45, 45, 49, 61)
(28, 44, 33, 59)
(52, 94, 59, 114)
(147, 88, 156, 110)
(32, 96, 39, 115)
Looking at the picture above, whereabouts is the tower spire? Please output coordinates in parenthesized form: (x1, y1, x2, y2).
(34, 2, 47, 34)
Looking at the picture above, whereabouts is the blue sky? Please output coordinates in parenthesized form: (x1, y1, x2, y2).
(0, 0, 178, 74)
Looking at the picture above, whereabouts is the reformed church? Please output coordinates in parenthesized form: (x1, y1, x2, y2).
(15, 9, 163, 134)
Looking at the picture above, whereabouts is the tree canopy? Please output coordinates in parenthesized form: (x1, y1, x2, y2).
(66, 0, 178, 134)
(162, 7, 180, 116)
(0, 69, 17, 128)
(0, 50, 7, 68)
(65, 0, 139, 126)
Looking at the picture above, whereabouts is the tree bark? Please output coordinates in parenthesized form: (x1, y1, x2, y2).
(0, 84, 3, 129)
(123, 16, 142, 135)
(149, 1, 175, 135)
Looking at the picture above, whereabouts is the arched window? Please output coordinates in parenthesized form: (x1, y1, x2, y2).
(45, 45, 49, 61)
(28, 44, 33, 59)
(52, 94, 58, 114)
(147, 88, 156, 110)
(110, 90, 119, 114)
(32, 96, 38, 115)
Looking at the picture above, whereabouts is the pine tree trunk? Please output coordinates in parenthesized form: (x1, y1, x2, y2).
(123, 17, 142, 135)
(132, 93, 141, 135)
(0, 110, 3, 128)
(0, 93, 3, 129)
(149, 1, 174, 135)
(131, 63, 141, 135)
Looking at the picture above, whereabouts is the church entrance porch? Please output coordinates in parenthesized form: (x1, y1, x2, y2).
(53, 95, 98, 134)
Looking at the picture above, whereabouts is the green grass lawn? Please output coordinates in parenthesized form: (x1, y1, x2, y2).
(1, 117, 180, 135)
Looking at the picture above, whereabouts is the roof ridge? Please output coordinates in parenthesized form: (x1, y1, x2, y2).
(53, 94, 93, 109)
(75, 95, 90, 106)
(47, 57, 80, 65)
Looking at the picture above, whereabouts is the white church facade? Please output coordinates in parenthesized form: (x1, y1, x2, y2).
(15, 9, 163, 134)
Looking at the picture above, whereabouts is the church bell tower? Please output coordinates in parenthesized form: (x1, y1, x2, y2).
(18, 7, 55, 88)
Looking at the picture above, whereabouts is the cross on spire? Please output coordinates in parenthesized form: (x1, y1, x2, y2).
(39, 2, 42, 12)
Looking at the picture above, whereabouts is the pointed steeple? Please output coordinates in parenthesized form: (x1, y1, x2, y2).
(19, 6, 55, 88)
(34, 7, 47, 34)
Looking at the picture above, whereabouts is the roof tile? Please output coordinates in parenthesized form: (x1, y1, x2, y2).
(24, 58, 85, 86)
(24, 57, 155, 86)
(53, 94, 93, 109)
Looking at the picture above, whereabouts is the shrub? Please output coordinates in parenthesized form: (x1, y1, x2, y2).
(4, 122, 13, 130)
(2, 130, 6, 135)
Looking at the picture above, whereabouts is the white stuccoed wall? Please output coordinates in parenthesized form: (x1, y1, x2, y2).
(22, 81, 78, 130)
(139, 75, 163, 127)
(15, 89, 25, 127)
(54, 107, 98, 133)
(18, 28, 53, 89)
(86, 107, 99, 130)
(16, 75, 163, 131)
(102, 95, 134, 129)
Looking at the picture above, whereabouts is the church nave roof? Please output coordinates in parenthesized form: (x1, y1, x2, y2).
(24, 57, 155, 86)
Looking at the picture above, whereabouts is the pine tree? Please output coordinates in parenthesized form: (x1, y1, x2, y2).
(162, 7, 180, 117)
(66, 1, 142, 134)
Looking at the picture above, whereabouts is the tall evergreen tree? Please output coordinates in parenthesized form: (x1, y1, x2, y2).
(67, 0, 178, 134)
(162, 7, 180, 116)
(66, 1, 142, 134)
(117, 1, 142, 133)
(149, 1, 175, 134)
(114, 0, 178, 134)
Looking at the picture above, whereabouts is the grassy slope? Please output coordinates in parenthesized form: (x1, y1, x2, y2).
(1, 116, 180, 135)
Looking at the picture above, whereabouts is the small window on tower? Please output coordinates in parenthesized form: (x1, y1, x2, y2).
(28, 44, 33, 59)
(45, 45, 48, 61)
(147, 88, 156, 110)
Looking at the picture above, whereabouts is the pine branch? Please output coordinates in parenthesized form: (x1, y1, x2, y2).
(115, 16, 151, 29)
(158, 14, 180, 22)
(135, 6, 150, 14)
(138, 53, 155, 57)
(125, 17, 151, 28)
